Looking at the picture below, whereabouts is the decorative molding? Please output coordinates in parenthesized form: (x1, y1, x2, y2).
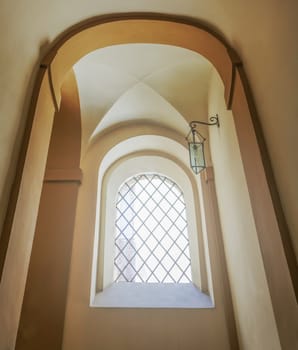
(226, 48, 243, 110)
(48, 64, 59, 113)
(44, 168, 82, 183)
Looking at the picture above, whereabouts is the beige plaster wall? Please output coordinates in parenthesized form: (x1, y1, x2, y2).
(62, 130, 233, 350)
(0, 73, 55, 350)
(208, 70, 281, 350)
(15, 70, 82, 350)
(223, 1, 298, 257)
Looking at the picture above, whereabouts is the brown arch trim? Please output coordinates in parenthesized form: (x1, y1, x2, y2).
(40, 12, 234, 87)
(42, 12, 238, 64)
(43, 14, 241, 109)
(0, 12, 297, 349)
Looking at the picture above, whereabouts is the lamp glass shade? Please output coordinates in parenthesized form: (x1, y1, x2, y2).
(188, 141, 206, 174)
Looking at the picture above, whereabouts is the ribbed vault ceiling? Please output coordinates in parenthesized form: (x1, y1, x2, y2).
(73, 44, 213, 154)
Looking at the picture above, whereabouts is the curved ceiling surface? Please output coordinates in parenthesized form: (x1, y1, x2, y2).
(73, 43, 213, 154)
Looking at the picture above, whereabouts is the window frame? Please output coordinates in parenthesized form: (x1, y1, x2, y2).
(93, 154, 207, 301)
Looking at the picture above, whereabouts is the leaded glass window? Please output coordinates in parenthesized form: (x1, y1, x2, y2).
(114, 173, 192, 283)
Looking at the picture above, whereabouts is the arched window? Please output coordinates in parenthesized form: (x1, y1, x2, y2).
(91, 152, 213, 308)
(114, 173, 192, 283)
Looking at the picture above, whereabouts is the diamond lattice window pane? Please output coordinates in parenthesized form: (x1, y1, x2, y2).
(159, 198, 171, 213)
(114, 174, 192, 283)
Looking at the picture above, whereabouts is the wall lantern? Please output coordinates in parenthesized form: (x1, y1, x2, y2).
(186, 115, 220, 174)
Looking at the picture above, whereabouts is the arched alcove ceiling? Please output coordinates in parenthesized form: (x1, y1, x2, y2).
(47, 17, 235, 110)
(73, 43, 213, 156)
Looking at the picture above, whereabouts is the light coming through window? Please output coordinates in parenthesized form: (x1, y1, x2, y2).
(114, 174, 192, 283)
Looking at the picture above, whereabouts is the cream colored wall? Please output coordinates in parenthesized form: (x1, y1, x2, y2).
(62, 130, 232, 350)
(0, 73, 56, 350)
(223, 1, 298, 257)
(208, 69, 281, 350)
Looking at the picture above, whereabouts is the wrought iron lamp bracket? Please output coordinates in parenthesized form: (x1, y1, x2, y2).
(189, 114, 220, 130)
(186, 114, 219, 142)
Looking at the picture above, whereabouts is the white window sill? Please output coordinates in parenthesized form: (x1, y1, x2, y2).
(91, 282, 214, 309)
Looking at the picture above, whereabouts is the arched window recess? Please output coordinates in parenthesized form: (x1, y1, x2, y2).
(90, 145, 215, 309)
